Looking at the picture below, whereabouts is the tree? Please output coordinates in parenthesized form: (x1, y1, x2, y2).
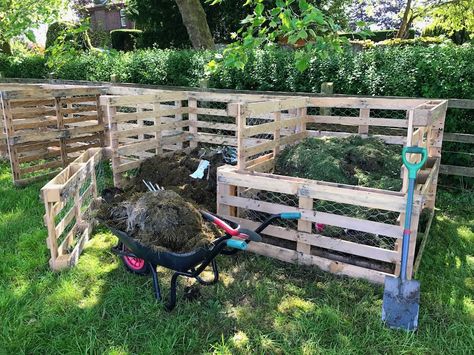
(0, 0, 66, 54)
(427, 0, 474, 42)
(395, 0, 471, 38)
(175, 0, 215, 49)
(207, 0, 369, 72)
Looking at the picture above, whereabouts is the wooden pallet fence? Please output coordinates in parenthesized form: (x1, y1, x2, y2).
(1, 86, 107, 185)
(101, 92, 190, 187)
(41, 148, 107, 270)
(235, 97, 310, 171)
(217, 97, 448, 283)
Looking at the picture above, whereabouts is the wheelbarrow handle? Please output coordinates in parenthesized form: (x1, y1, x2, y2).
(201, 211, 240, 237)
(402, 146, 428, 179)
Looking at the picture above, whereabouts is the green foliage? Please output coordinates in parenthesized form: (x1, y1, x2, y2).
(127, 0, 352, 49)
(0, 0, 66, 44)
(110, 29, 143, 52)
(0, 54, 47, 78)
(423, 24, 472, 45)
(88, 29, 111, 48)
(207, 0, 364, 73)
(45, 22, 68, 49)
(428, 0, 474, 43)
(45, 21, 92, 70)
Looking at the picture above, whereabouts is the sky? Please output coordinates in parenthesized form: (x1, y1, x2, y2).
(33, 4, 76, 46)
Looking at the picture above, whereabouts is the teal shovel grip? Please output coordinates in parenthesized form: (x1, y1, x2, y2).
(280, 212, 302, 220)
(402, 146, 428, 179)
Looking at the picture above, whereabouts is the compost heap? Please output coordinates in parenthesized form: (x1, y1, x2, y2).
(97, 190, 217, 253)
(129, 148, 227, 212)
(275, 136, 403, 191)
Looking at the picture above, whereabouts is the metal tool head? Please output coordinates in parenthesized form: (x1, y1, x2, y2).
(143, 180, 164, 192)
(382, 276, 420, 331)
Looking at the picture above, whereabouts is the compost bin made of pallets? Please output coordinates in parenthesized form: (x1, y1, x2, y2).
(216, 96, 448, 283)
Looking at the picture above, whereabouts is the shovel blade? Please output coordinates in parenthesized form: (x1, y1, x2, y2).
(382, 276, 420, 331)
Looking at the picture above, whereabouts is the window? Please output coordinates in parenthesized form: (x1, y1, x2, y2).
(120, 8, 127, 28)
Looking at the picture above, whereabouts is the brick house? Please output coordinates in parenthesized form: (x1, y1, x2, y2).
(87, 1, 134, 32)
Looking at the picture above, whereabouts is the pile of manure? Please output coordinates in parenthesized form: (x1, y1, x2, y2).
(97, 189, 218, 253)
(275, 136, 403, 191)
(129, 148, 226, 212)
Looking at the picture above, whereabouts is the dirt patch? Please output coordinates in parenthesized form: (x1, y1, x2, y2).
(275, 136, 402, 191)
(97, 190, 217, 253)
(128, 148, 226, 212)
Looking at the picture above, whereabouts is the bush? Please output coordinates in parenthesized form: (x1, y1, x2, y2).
(0, 54, 47, 78)
(110, 29, 143, 51)
(46, 22, 92, 51)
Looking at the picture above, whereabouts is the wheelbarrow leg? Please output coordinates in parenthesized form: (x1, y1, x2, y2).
(149, 262, 162, 301)
(195, 259, 219, 286)
(165, 272, 180, 311)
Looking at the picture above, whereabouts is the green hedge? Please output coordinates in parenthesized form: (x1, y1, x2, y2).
(110, 29, 143, 51)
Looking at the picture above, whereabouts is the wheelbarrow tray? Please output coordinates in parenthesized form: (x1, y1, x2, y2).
(109, 226, 212, 273)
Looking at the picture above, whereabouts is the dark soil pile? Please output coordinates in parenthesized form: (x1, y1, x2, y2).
(129, 148, 226, 212)
(97, 190, 217, 253)
(275, 136, 403, 191)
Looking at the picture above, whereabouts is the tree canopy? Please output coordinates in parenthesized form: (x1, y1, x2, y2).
(0, 0, 66, 52)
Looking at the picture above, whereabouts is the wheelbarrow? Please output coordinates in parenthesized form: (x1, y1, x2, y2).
(107, 211, 301, 310)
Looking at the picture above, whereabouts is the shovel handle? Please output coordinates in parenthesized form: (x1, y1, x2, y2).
(402, 146, 427, 179)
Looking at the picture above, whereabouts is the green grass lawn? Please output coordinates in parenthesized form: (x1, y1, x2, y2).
(0, 159, 473, 354)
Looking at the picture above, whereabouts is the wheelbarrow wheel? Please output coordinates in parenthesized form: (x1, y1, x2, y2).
(121, 245, 150, 275)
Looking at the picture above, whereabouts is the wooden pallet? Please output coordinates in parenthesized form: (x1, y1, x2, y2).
(217, 96, 447, 283)
(41, 148, 107, 270)
(0, 85, 107, 185)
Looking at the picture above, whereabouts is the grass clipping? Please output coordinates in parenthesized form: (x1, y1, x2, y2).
(275, 136, 402, 191)
(98, 190, 217, 253)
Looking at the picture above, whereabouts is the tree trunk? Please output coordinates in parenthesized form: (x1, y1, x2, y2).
(396, 0, 412, 38)
(175, 0, 215, 49)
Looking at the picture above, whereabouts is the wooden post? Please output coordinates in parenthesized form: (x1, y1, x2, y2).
(236, 104, 247, 171)
(273, 111, 281, 158)
(2, 97, 21, 182)
(174, 100, 183, 150)
(105, 102, 121, 187)
(425, 107, 446, 210)
(320, 82, 333, 116)
(136, 104, 145, 142)
(96, 94, 106, 148)
(297, 107, 307, 133)
(55, 97, 68, 168)
(217, 182, 237, 217)
(188, 98, 198, 149)
(43, 198, 59, 269)
(297, 196, 313, 255)
(154, 103, 163, 156)
(358, 108, 370, 135)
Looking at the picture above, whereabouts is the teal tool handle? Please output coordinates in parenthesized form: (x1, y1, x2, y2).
(280, 212, 302, 220)
(226, 239, 248, 250)
(402, 146, 428, 179)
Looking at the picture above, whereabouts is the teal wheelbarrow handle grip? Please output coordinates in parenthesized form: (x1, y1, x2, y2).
(402, 146, 428, 179)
